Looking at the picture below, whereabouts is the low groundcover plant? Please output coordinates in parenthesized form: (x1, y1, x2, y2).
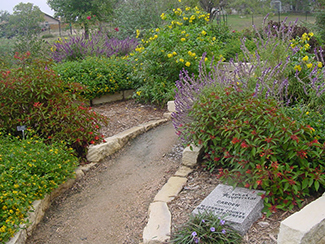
(170, 211, 242, 243)
(0, 131, 78, 243)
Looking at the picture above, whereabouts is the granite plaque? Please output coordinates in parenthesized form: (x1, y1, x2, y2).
(192, 184, 265, 235)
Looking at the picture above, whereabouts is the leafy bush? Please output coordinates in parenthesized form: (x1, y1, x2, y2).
(266, 20, 319, 52)
(0, 132, 78, 243)
(0, 38, 15, 68)
(53, 56, 138, 100)
(131, 6, 233, 105)
(51, 31, 138, 62)
(284, 106, 325, 144)
(113, 0, 198, 39)
(240, 18, 325, 108)
(0, 52, 108, 157)
(220, 37, 256, 61)
(176, 85, 325, 216)
(315, 10, 325, 41)
(289, 32, 325, 108)
(170, 211, 242, 243)
(42, 33, 55, 39)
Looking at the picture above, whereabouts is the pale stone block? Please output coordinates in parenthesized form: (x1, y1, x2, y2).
(174, 166, 193, 177)
(278, 194, 325, 244)
(154, 177, 187, 203)
(79, 163, 97, 173)
(143, 202, 171, 243)
(142, 119, 168, 131)
(91, 92, 123, 105)
(49, 178, 76, 201)
(7, 229, 27, 244)
(163, 112, 172, 120)
(27, 194, 51, 234)
(74, 168, 85, 180)
(182, 145, 203, 167)
(112, 126, 145, 146)
(86, 138, 121, 162)
(123, 89, 135, 99)
(167, 101, 176, 112)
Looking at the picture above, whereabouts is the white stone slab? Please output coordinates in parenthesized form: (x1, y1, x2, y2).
(143, 202, 171, 243)
(278, 193, 325, 244)
(167, 101, 175, 112)
(193, 184, 265, 235)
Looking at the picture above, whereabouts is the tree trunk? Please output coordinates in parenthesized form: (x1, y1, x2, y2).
(84, 22, 89, 40)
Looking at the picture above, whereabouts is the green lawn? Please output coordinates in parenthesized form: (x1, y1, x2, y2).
(224, 13, 316, 31)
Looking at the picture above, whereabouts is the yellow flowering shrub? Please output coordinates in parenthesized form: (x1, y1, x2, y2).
(129, 6, 229, 105)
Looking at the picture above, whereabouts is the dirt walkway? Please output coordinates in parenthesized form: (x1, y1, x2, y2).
(26, 122, 181, 244)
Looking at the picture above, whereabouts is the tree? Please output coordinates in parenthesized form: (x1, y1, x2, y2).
(8, 3, 43, 37)
(5, 3, 47, 57)
(113, 0, 199, 38)
(47, 0, 115, 39)
(199, 0, 227, 19)
(0, 10, 10, 38)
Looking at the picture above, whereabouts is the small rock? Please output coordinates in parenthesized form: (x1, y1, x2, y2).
(258, 221, 270, 228)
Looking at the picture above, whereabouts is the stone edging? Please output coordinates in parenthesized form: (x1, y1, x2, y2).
(91, 89, 135, 106)
(142, 145, 203, 244)
(7, 118, 170, 244)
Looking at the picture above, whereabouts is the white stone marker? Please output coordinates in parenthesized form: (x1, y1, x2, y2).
(192, 184, 265, 235)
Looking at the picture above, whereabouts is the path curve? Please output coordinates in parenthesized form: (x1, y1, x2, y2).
(26, 122, 180, 244)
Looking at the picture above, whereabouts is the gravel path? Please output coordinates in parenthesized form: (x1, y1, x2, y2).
(26, 122, 181, 244)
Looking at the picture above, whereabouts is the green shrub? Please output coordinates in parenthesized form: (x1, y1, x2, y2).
(221, 37, 255, 61)
(170, 211, 242, 243)
(239, 19, 325, 108)
(315, 10, 325, 41)
(288, 32, 325, 108)
(131, 6, 232, 105)
(179, 85, 325, 216)
(53, 56, 138, 100)
(284, 106, 325, 144)
(41, 33, 55, 39)
(0, 132, 78, 243)
(0, 52, 108, 157)
(0, 38, 15, 68)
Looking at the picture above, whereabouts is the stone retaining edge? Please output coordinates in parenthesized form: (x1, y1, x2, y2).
(142, 143, 203, 244)
(7, 118, 170, 244)
(91, 89, 135, 106)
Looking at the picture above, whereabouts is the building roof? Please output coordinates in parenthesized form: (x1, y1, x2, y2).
(43, 13, 60, 24)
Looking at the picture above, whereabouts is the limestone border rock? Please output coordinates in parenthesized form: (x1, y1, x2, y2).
(90, 89, 135, 105)
(277, 192, 325, 244)
(142, 144, 202, 243)
(86, 119, 168, 163)
(6, 119, 169, 244)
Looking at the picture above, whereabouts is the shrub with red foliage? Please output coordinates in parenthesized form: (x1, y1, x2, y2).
(0, 53, 108, 158)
